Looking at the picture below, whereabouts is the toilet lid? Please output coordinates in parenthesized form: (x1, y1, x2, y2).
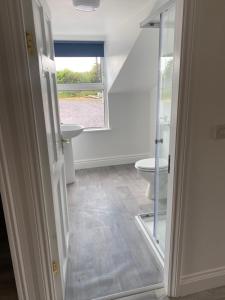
(135, 158, 168, 172)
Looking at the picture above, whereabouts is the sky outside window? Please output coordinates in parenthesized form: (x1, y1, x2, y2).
(55, 57, 100, 72)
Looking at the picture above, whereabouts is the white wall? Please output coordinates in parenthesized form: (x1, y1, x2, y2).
(179, 0, 225, 295)
(105, 1, 156, 91)
(73, 91, 153, 168)
(73, 29, 159, 167)
(110, 30, 159, 94)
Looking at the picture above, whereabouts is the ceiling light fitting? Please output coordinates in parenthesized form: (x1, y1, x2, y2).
(73, 0, 100, 12)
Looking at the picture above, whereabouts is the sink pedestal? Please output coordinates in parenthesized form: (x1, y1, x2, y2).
(60, 124, 84, 184)
(64, 140, 75, 184)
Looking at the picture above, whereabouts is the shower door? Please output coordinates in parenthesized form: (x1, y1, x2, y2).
(154, 6, 176, 254)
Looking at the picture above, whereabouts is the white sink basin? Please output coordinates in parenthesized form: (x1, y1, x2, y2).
(61, 124, 84, 139)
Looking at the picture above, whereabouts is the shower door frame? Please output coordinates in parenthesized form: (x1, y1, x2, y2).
(154, 2, 176, 259)
(139, 0, 195, 297)
(136, 0, 177, 270)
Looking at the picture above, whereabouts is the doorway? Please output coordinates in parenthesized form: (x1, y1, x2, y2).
(24, 0, 166, 298)
(62, 3, 178, 299)
(50, 1, 178, 299)
(0, 0, 184, 299)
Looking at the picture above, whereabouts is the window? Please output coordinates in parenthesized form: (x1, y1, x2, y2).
(54, 41, 107, 129)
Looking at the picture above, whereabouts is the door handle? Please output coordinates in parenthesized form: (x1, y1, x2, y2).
(61, 138, 70, 154)
(155, 138, 163, 144)
(61, 138, 70, 144)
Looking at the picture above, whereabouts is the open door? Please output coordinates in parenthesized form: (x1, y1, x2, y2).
(23, 0, 69, 298)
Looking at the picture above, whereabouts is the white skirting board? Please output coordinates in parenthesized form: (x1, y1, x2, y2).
(74, 153, 151, 170)
(179, 266, 225, 297)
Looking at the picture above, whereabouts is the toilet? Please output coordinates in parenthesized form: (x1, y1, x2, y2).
(135, 158, 168, 200)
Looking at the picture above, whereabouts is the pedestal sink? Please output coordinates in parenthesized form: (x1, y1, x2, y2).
(61, 124, 84, 184)
(61, 124, 84, 140)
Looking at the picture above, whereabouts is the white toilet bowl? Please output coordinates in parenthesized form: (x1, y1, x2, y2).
(135, 158, 168, 200)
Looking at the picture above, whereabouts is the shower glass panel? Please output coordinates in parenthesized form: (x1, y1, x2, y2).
(154, 6, 176, 254)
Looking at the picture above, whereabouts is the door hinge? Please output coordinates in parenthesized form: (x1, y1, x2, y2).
(52, 261, 59, 275)
(26, 32, 35, 55)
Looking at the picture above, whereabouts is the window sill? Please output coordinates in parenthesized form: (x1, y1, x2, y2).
(83, 127, 111, 133)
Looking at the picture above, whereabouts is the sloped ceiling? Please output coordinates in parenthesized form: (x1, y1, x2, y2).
(46, 0, 153, 37)
(110, 29, 159, 94)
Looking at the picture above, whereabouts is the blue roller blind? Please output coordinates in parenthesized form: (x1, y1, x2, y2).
(54, 41, 104, 57)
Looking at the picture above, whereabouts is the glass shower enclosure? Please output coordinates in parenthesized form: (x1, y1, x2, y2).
(137, 5, 176, 260)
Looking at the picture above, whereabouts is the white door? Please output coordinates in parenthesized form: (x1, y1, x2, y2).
(28, 0, 69, 298)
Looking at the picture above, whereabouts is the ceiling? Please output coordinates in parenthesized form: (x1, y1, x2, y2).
(46, 0, 153, 37)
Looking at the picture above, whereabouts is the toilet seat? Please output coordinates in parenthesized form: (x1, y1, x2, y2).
(135, 158, 168, 172)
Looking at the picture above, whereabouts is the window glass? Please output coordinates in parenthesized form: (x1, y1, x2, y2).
(55, 56, 106, 129)
(58, 90, 104, 128)
(55, 57, 102, 84)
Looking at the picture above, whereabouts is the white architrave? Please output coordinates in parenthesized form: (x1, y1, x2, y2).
(140, 0, 197, 297)
(0, 0, 67, 299)
(165, 0, 197, 297)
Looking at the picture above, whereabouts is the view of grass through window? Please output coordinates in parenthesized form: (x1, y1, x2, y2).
(55, 57, 105, 128)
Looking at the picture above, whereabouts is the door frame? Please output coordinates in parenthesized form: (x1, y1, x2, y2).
(142, 0, 198, 297)
(164, 0, 197, 297)
(0, 0, 197, 299)
(137, 0, 197, 297)
(0, 0, 65, 299)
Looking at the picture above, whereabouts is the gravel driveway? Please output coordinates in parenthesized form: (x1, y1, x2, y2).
(59, 97, 104, 128)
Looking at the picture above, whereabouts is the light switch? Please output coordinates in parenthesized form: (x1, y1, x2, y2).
(215, 124, 225, 140)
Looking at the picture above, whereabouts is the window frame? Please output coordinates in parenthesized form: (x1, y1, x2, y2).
(56, 56, 110, 131)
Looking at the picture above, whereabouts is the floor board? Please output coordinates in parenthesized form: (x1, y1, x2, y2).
(66, 164, 163, 300)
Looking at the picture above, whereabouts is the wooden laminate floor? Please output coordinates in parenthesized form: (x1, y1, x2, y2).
(66, 164, 163, 300)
